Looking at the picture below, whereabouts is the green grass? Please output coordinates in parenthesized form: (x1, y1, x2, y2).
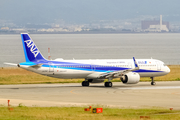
(0, 106, 180, 120)
(0, 65, 180, 84)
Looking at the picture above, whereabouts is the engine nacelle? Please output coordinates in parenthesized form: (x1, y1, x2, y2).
(88, 79, 105, 83)
(120, 72, 140, 84)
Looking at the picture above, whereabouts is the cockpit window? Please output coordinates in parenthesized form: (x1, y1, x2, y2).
(163, 64, 167, 66)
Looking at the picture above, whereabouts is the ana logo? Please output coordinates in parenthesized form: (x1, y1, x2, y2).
(138, 61, 147, 64)
(24, 39, 40, 58)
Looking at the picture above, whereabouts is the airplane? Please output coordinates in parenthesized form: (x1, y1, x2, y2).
(4, 33, 170, 87)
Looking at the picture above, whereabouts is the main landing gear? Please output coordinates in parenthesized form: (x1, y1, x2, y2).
(104, 82, 112, 87)
(82, 81, 89, 86)
(150, 77, 156, 85)
(82, 78, 113, 87)
(104, 77, 113, 87)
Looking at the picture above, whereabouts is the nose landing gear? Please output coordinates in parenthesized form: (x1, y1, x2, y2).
(150, 77, 156, 85)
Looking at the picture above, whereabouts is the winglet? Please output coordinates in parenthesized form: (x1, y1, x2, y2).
(133, 57, 139, 69)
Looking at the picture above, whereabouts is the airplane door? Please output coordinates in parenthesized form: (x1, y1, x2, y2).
(91, 64, 96, 71)
(49, 62, 54, 72)
(156, 61, 161, 70)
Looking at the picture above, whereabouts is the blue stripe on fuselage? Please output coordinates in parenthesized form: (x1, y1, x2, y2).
(19, 60, 163, 73)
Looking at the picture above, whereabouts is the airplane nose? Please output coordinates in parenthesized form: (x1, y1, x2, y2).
(166, 66, 170, 73)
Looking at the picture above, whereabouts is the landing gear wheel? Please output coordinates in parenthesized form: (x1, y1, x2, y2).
(151, 82, 156, 85)
(150, 77, 156, 85)
(105, 82, 108, 87)
(82, 81, 89, 86)
(104, 82, 112, 87)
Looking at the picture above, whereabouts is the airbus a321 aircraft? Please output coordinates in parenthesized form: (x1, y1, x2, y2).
(5, 33, 170, 87)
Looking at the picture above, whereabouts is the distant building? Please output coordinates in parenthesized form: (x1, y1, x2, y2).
(141, 15, 169, 32)
(1, 27, 9, 30)
(141, 20, 169, 30)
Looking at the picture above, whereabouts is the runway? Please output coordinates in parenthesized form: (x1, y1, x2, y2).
(0, 81, 180, 109)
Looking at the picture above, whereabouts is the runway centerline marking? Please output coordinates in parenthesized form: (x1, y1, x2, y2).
(118, 86, 180, 90)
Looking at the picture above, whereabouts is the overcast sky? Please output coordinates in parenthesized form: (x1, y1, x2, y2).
(0, 0, 180, 25)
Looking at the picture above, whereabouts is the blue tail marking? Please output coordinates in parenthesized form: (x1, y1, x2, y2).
(21, 33, 46, 62)
(133, 57, 139, 68)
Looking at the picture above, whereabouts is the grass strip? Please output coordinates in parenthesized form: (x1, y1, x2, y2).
(0, 106, 180, 120)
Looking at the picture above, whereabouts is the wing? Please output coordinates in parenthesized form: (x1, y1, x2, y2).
(99, 57, 139, 79)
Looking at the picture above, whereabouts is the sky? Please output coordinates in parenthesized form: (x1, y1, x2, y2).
(0, 0, 180, 25)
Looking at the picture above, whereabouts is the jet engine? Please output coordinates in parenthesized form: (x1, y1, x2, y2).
(120, 72, 140, 84)
(88, 79, 105, 83)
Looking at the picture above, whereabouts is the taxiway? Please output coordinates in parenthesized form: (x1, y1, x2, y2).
(0, 81, 180, 109)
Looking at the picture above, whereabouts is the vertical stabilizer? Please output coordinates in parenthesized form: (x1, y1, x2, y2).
(133, 57, 139, 69)
(21, 33, 46, 62)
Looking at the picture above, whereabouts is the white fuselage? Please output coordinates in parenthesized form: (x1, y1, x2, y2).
(20, 59, 170, 79)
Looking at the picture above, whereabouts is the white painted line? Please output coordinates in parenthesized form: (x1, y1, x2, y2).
(118, 86, 180, 90)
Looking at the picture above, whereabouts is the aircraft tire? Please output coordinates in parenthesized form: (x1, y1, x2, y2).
(86, 81, 89, 86)
(151, 82, 156, 85)
(82, 81, 85, 86)
(104, 82, 112, 87)
(104, 82, 107, 87)
(82, 81, 89, 86)
(108, 82, 112, 87)
(82, 81, 84, 86)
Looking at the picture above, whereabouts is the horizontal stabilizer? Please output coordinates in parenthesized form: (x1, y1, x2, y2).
(4, 62, 18, 66)
(29, 64, 43, 68)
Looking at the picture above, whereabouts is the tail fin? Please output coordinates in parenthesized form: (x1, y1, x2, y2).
(21, 33, 46, 62)
(133, 57, 139, 69)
